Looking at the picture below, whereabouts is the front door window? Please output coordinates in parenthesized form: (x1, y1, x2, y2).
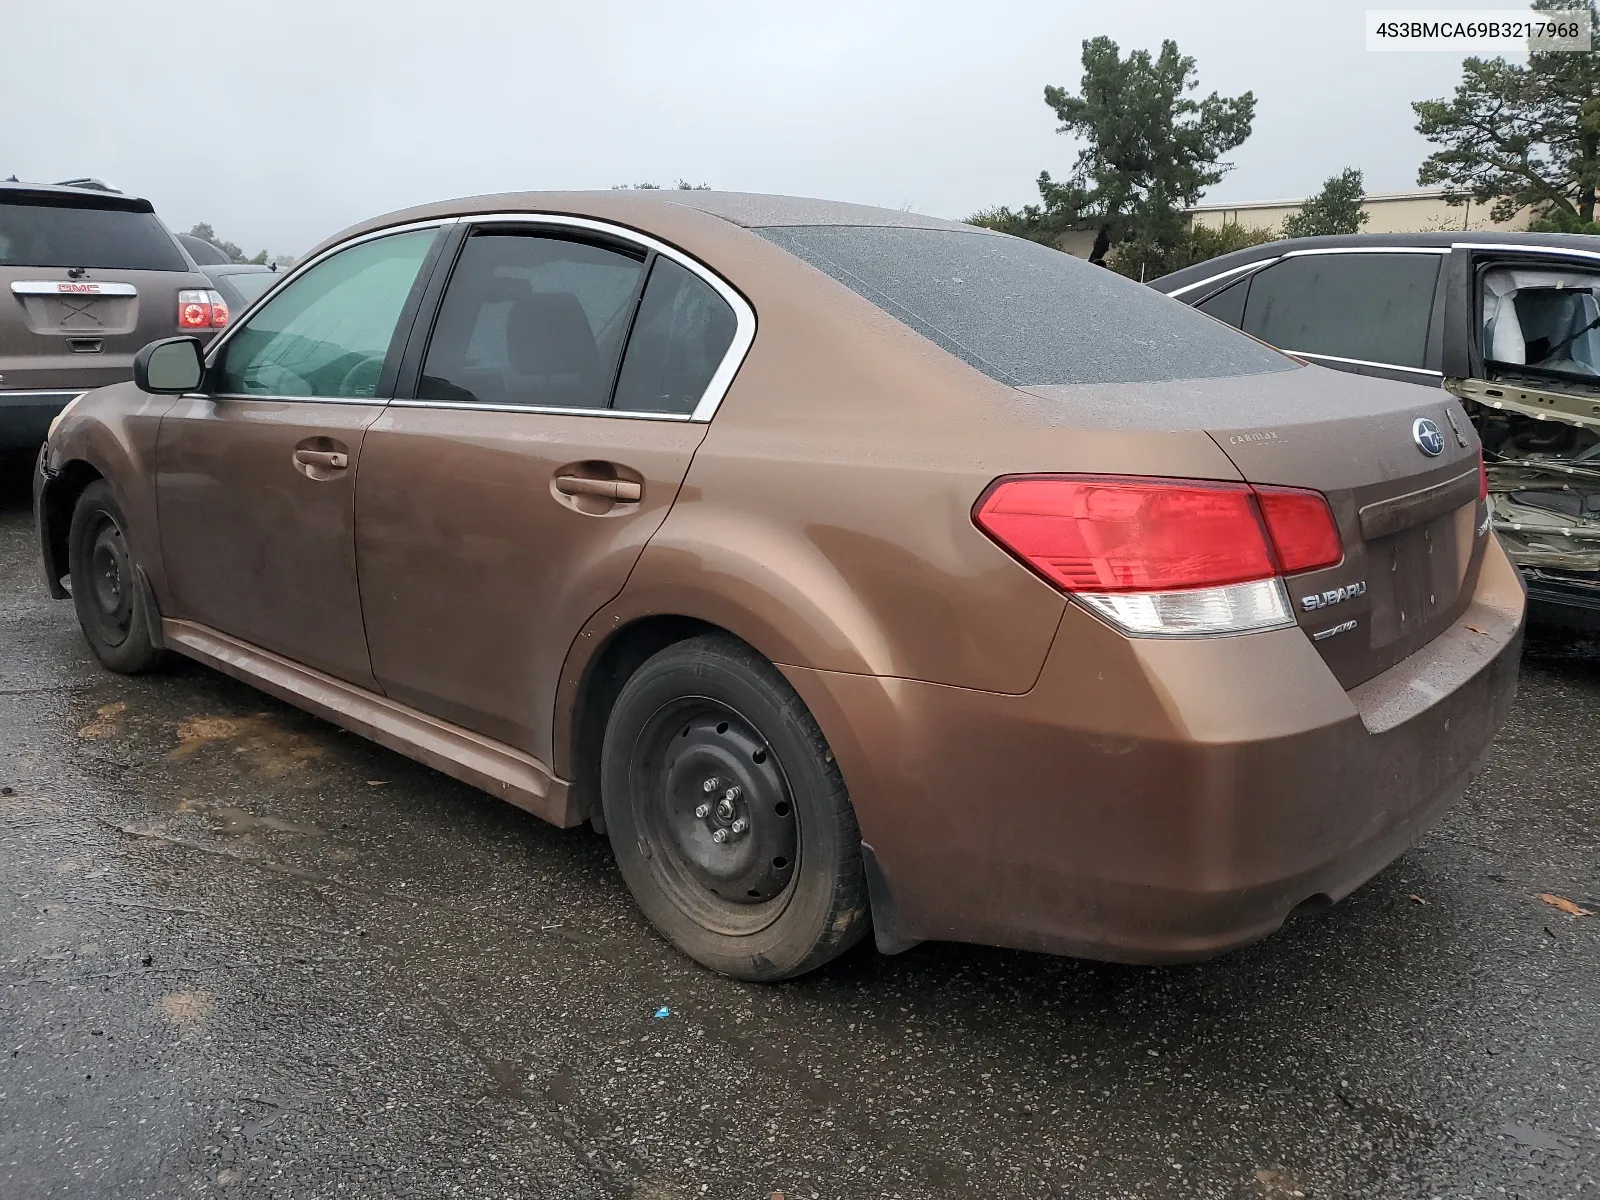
(214, 229, 435, 398)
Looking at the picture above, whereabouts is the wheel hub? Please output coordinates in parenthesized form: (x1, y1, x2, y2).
(87, 519, 133, 636)
(657, 712, 797, 903)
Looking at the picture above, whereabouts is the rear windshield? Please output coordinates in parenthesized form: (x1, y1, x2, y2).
(756, 225, 1293, 387)
(0, 199, 188, 271)
(225, 271, 279, 305)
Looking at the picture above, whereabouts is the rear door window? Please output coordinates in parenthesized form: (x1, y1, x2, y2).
(0, 198, 188, 271)
(1195, 275, 1251, 327)
(1240, 252, 1441, 370)
(612, 256, 738, 414)
(215, 229, 436, 398)
(419, 233, 647, 409)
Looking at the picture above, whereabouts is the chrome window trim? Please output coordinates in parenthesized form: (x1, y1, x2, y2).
(1164, 259, 1276, 298)
(1280, 246, 1452, 258)
(187, 392, 394, 407)
(388, 397, 692, 422)
(1290, 350, 1442, 376)
(451, 211, 757, 422)
(200, 217, 460, 370)
(1452, 240, 1600, 264)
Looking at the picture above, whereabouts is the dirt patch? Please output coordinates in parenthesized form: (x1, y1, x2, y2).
(157, 990, 214, 1030)
(168, 714, 325, 777)
(77, 701, 128, 740)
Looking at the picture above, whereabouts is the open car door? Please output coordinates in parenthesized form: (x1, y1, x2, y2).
(1447, 251, 1600, 622)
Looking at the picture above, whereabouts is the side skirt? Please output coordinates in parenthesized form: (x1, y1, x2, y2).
(162, 619, 578, 827)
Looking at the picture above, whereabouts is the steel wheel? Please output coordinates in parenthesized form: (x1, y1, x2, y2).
(67, 480, 164, 674)
(601, 634, 869, 980)
(630, 697, 800, 935)
(82, 511, 135, 648)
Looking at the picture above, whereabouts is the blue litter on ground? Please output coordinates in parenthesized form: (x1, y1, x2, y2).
(653, 1006, 671, 1019)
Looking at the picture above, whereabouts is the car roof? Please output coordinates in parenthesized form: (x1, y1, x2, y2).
(1149, 229, 1600, 294)
(308, 189, 987, 264)
(0, 180, 155, 213)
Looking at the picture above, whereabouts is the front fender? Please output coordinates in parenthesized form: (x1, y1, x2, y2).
(43, 383, 176, 609)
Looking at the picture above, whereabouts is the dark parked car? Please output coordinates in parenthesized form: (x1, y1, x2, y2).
(174, 234, 283, 323)
(0, 181, 227, 449)
(176, 232, 233, 266)
(36, 193, 1522, 979)
(198, 262, 279, 317)
(1153, 231, 1600, 626)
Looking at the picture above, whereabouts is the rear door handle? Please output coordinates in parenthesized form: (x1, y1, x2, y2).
(554, 475, 641, 502)
(294, 448, 349, 470)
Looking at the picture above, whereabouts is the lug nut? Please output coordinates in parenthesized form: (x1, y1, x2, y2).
(731, 817, 749, 834)
(695, 802, 711, 819)
(702, 777, 720, 794)
(712, 828, 730, 844)
(723, 785, 742, 802)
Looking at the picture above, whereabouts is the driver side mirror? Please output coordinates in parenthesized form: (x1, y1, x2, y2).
(133, 336, 205, 394)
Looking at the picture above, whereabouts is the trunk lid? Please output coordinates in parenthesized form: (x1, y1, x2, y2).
(1022, 365, 1487, 689)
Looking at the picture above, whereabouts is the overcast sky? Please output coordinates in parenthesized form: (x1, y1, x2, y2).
(3, 1, 1507, 257)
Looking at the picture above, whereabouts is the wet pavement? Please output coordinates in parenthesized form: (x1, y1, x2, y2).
(0, 453, 1596, 1200)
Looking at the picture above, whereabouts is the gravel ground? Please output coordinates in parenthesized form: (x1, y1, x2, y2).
(0, 454, 1595, 1199)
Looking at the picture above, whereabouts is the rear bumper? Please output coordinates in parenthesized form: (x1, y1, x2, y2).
(0, 389, 79, 451)
(785, 538, 1526, 964)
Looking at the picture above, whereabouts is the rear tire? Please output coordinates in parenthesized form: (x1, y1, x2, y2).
(601, 634, 869, 981)
(68, 480, 164, 674)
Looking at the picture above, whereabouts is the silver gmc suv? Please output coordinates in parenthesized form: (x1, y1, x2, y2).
(1, 180, 226, 449)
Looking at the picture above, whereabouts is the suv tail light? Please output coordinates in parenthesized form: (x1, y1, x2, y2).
(974, 475, 1344, 637)
(177, 289, 229, 329)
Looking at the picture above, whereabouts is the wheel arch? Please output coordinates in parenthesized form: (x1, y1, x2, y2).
(38, 458, 106, 597)
(562, 614, 724, 825)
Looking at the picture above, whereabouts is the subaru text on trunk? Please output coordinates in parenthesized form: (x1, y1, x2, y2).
(35, 193, 1525, 980)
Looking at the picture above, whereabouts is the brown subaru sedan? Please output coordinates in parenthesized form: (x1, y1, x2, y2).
(34, 192, 1525, 980)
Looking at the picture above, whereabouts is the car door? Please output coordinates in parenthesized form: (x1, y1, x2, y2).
(155, 224, 444, 688)
(354, 219, 749, 762)
(1231, 249, 1448, 387)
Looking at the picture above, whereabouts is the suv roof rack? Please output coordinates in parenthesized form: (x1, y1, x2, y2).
(54, 177, 122, 194)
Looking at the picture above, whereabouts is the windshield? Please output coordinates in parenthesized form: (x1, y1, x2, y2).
(755, 224, 1294, 387)
(0, 198, 188, 271)
(1482, 265, 1600, 379)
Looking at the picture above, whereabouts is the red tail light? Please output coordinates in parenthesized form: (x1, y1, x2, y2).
(974, 476, 1342, 593)
(1254, 486, 1343, 574)
(974, 476, 1274, 593)
(974, 475, 1344, 636)
(177, 289, 230, 330)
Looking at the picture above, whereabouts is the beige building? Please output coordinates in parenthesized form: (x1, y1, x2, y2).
(1186, 186, 1531, 236)
(1056, 187, 1531, 259)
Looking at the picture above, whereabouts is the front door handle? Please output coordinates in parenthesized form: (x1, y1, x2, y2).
(554, 474, 641, 502)
(294, 448, 349, 470)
